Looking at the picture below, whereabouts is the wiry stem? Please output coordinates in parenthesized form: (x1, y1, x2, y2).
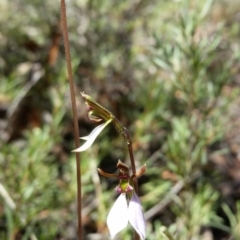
(112, 117, 139, 240)
(60, 1, 82, 239)
(127, 143, 138, 194)
(117, 128, 139, 240)
(127, 142, 140, 240)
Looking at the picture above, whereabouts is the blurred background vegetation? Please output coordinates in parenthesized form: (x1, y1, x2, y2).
(1, 0, 240, 239)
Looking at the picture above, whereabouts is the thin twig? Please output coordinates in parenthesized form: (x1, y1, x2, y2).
(144, 171, 201, 221)
(144, 180, 185, 221)
(60, 1, 82, 239)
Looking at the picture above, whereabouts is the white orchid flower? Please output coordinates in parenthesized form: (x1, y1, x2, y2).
(107, 191, 146, 240)
(98, 160, 147, 239)
(72, 119, 112, 152)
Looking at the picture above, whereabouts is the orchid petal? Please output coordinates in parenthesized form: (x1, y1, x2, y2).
(128, 192, 146, 240)
(107, 193, 128, 239)
(72, 119, 111, 152)
(79, 136, 89, 140)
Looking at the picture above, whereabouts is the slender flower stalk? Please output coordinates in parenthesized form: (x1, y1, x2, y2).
(60, 1, 82, 239)
(61, 2, 144, 239)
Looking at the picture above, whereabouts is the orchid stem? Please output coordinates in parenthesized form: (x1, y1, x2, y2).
(115, 123, 140, 240)
(60, 1, 82, 239)
(127, 143, 138, 194)
(127, 142, 140, 240)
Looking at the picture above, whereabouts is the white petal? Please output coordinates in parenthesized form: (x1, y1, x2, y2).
(79, 136, 89, 140)
(72, 119, 111, 152)
(128, 192, 146, 240)
(107, 193, 128, 239)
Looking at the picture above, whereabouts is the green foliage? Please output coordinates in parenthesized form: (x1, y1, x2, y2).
(222, 202, 240, 239)
(1, 0, 240, 239)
